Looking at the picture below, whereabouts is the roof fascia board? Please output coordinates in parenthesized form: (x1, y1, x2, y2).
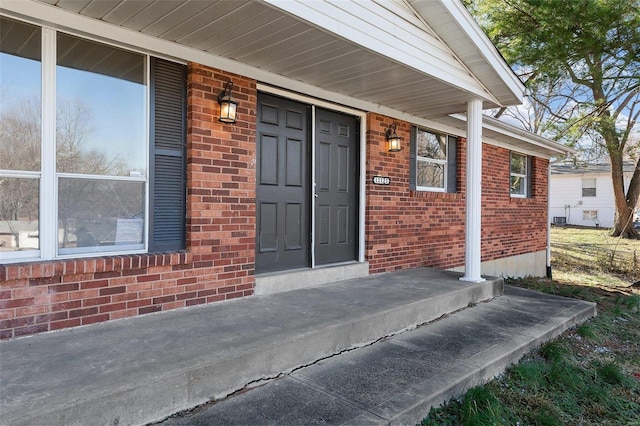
(450, 113, 574, 156)
(261, 0, 498, 103)
(436, 0, 525, 103)
(481, 136, 552, 159)
(398, 0, 500, 106)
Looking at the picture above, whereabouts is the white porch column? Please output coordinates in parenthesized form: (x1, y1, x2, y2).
(460, 99, 485, 283)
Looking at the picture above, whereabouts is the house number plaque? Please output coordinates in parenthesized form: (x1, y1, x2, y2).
(372, 176, 391, 185)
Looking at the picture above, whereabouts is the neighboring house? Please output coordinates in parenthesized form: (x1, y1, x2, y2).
(550, 161, 637, 228)
(0, 0, 571, 339)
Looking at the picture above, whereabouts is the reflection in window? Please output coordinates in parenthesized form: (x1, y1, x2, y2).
(56, 33, 146, 177)
(1, 17, 150, 262)
(583, 210, 598, 222)
(0, 17, 42, 254)
(0, 178, 39, 252)
(58, 178, 145, 253)
(510, 152, 527, 197)
(416, 129, 447, 190)
(582, 178, 596, 197)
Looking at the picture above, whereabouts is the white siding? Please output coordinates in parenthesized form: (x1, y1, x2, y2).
(550, 172, 632, 228)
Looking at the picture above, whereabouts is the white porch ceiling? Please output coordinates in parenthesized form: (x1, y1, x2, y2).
(15, 0, 523, 119)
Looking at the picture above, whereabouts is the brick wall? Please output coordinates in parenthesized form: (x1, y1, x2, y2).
(0, 64, 257, 339)
(186, 64, 257, 295)
(365, 113, 466, 274)
(1, 86, 549, 340)
(364, 113, 548, 274)
(481, 146, 548, 260)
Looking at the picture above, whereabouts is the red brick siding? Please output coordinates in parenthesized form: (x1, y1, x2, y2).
(481, 147, 548, 261)
(365, 114, 466, 274)
(1, 82, 549, 340)
(365, 113, 548, 274)
(186, 63, 256, 292)
(0, 64, 257, 340)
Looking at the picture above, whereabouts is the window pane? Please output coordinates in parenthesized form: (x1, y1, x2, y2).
(510, 175, 525, 195)
(0, 177, 39, 252)
(510, 153, 526, 175)
(0, 17, 41, 171)
(56, 33, 146, 177)
(417, 130, 446, 160)
(58, 178, 145, 252)
(417, 160, 444, 189)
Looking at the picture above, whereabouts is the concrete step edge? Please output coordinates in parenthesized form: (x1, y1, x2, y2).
(382, 300, 597, 425)
(3, 279, 503, 426)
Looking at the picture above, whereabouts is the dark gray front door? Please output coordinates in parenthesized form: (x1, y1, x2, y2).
(256, 93, 310, 273)
(314, 108, 359, 265)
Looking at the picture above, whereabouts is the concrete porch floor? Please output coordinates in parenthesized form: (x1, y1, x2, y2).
(0, 268, 595, 425)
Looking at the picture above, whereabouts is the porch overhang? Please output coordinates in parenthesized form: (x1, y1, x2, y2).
(440, 114, 575, 158)
(2, 0, 525, 121)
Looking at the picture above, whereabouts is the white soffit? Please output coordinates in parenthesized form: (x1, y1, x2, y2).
(4, 0, 522, 120)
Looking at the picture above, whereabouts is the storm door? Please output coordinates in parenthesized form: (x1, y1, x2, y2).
(256, 93, 310, 273)
(314, 108, 359, 265)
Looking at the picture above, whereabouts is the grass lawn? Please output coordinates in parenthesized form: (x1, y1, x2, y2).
(422, 227, 640, 426)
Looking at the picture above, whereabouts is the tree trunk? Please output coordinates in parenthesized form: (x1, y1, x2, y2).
(611, 157, 640, 239)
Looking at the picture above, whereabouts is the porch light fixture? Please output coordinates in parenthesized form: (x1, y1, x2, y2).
(217, 81, 238, 124)
(386, 123, 401, 152)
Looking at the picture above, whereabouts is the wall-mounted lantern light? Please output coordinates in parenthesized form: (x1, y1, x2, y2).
(218, 81, 238, 124)
(386, 123, 401, 152)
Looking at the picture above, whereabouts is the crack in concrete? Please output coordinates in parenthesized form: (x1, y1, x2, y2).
(151, 309, 477, 425)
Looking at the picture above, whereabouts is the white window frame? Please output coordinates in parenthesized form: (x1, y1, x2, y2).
(510, 152, 527, 198)
(582, 210, 598, 222)
(416, 128, 447, 192)
(0, 18, 150, 264)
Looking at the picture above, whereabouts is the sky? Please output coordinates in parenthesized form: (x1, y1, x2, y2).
(1, 52, 146, 175)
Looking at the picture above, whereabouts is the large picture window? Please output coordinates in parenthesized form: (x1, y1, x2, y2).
(1, 16, 186, 264)
(56, 33, 147, 254)
(0, 18, 42, 258)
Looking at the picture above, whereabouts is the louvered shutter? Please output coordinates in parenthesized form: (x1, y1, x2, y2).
(446, 136, 457, 193)
(149, 58, 186, 252)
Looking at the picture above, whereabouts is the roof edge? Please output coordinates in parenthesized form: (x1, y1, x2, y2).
(436, 0, 525, 105)
(450, 113, 575, 156)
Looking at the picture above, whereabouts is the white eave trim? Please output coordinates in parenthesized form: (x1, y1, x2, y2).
(450, 113, 574, 156)
(438, 0, 525, 103)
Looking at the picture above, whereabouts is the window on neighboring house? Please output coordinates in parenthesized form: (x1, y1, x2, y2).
(582, 178, 596, 197)
(510, 152, 531, 197)
(0, 16, 185, 263)
(410, 127, 457, 193)
(583, 210, 598, 222)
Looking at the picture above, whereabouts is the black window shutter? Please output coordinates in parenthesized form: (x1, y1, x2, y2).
(149, 58, 186, 252)
(446, 136, 457, 193)
(409, 126, 417, 191)
(526, 155, 533, 198)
